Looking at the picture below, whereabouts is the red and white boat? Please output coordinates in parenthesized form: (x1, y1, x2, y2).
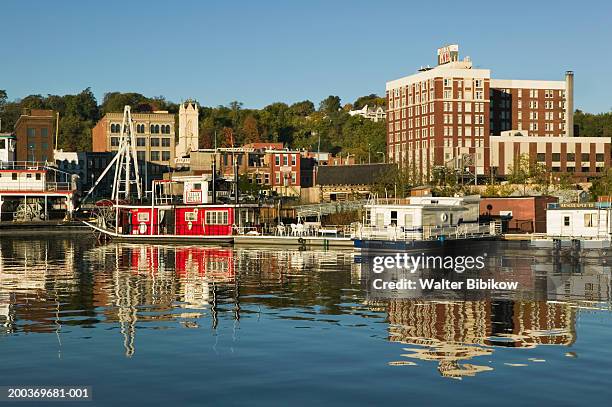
(82, 106, 262, 243)
(85, 178, 261, 244)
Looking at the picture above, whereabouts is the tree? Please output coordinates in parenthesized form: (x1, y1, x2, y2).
(353, 94, 386, 110)
(0, 90, 7, 110)
(241, 115, 260, 143)
(319, 95, 341, 115)
(590, 169, 612, 199)
(289, 100, 315, 116)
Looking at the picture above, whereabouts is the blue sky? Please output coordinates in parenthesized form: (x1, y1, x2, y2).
(1, 0, 611, 112)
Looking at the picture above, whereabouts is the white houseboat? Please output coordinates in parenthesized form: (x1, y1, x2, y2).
(353, 195, 499, 251)
(532, 202, 612, 248)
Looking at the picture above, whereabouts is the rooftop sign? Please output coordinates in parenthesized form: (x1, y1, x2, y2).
(437, 44, 459, 65)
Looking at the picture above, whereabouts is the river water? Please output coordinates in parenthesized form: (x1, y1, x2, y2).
(0, 234, 611, 406)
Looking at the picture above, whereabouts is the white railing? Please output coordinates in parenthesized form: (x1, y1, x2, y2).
(353, 222, 497, 241)
(0, 181, 73, 192)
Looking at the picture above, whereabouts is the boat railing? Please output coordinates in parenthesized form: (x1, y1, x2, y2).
(353, 222, 498, 241)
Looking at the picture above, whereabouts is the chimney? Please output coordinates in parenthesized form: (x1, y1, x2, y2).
(565, 71, 574, 136)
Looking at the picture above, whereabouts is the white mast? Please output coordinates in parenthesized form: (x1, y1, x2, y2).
(111, 106, 142, 201)
(80, 106, 142, 207)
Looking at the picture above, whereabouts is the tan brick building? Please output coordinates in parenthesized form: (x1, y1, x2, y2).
(92, 111, 176, 167)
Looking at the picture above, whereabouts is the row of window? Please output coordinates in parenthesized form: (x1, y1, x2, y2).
(536, 153, 605, 162)
(26, 128, 50, 138)
(205, 210, 229, 225)
(110, 123, 172, 134)
(136, 151, 171, 161)
(110, 137, 171, 147)
(274, 154, 298, 166)
(0, 172, 42, 180)
(563, 214, 597, 228)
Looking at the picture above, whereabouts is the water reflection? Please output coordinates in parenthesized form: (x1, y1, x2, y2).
(0, 237, 611, 380)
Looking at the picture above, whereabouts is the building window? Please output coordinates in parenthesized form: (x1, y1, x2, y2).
(596, 153, 604, 162)
(564, 216, 570, 227)
(137, 138, 146, 146)
(205, 210, 229, 225)
(162, 138, 171, 147)
(552, 153, 560, 161)
(283, 155, 288, 166)
(582, 153, 590, 162)
(137, 151, 146, 161)
(151, 138, 160, 147)
(41, 128, 48, 138)
(111, 137, 119, 147)
(151, 151, 160, 161)
(162, 151, 171, 161)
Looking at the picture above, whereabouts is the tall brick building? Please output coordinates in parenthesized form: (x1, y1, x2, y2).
(92, 111, 176, 167)
(385, 45, 609, 182)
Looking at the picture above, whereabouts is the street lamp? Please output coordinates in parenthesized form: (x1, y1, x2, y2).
(376, 151, 386, 163)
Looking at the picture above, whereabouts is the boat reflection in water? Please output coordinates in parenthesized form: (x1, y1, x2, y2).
(0, 237, 611, 381)
(86, 244, 239, 356)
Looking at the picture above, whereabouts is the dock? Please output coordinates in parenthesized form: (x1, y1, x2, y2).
(233, 235, 353, 248)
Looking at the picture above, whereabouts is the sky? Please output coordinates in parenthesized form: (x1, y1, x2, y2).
(1, 0, 611, 113)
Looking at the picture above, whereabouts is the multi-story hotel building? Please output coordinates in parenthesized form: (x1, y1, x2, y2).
(92, 111, 176, 167)
(386, 45, 609, 182)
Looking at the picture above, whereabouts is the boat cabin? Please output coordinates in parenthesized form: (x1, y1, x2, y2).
(365, 195, 481, 230)
(545, 202, 612, 239)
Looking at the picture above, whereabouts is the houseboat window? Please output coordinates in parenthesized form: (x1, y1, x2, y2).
(26, 173, 32, 178)
(584, 213, 598, 227)
(36, 173, 41, 180)
(12, 173, 17, 180)
(205, 210, 229, 225)
(0, 140, 5, 149)
(137, 213, 150, 222)
(404, 214, 413, 227)
(390, 211, 398, 226)
(185, 211, 197, 222)
(193, 183, 201, 190)
(564, 216, 570, 226)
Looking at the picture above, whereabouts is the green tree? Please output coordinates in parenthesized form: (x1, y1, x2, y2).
(319, 95, 341, 115)
(353, 94, 386, 109)
(590, 169, 612, 199)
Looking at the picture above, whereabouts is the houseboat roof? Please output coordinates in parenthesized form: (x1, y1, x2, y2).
(547, 202, 612, 210)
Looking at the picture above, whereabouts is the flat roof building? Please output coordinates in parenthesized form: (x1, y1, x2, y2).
(14, 109, 56, 162)
(385, 45, 603, 183)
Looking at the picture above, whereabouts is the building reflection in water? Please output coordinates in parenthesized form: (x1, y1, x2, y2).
(356, 243, 611, 379)
(1, 238, 611, 378)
